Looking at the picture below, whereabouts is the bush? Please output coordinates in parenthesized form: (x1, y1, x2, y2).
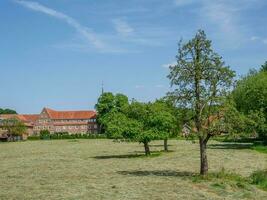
(250, 170, 267, 190)
(28, 135, 40, 140)
(40, 130, 50, 140)
(38, 131, 107, 140)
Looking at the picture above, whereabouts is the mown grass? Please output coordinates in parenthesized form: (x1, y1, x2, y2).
(0, 139, 267, 199)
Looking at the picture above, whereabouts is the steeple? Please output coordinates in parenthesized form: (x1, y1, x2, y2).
(101, 81, 104, 95)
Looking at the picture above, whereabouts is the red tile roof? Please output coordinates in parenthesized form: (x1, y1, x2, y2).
(19, 114, 39, 122)
(0, 114, 39, 122)
(44, 108, 96, 120)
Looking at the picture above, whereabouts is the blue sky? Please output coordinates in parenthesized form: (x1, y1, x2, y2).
(0, 0, 266, 114)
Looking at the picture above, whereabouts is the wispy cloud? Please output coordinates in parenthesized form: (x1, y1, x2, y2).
(250, 36, 267, 45)
(14, 0, 107, 51)
(200, 1, 243, 43)
(134, 85, 145, 89)
(112, 19, 134, 37)
(155, 84, 165, 88)
(251, 36, 260, 41)
(162, 61, 176, 68)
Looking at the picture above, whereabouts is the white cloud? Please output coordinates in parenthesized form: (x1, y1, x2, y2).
(14, 0, 106, 51)
(201, 2, 240, 37)
(250, 36, 267, 45)
(112, 19, 134, 37)
(162, 61, 176, 68)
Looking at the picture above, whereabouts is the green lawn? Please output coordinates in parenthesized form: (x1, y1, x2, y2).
(0, 139, 267, 200)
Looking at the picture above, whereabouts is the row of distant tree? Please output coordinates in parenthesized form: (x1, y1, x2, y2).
(95, 30, 267, 175)
(0, 108, 17, 114)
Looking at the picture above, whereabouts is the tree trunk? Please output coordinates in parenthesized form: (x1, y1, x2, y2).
(144, 141, 151, 156)
(199, 138, 208, 175)
(164, 139, 168, 151)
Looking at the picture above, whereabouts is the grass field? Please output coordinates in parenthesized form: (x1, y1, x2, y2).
(1, 139, 267, 200)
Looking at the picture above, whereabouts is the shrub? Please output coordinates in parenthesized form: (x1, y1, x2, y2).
(28, 135, 40, 140)
(38, 132, 107, 140)
(40, 130, 50, 140)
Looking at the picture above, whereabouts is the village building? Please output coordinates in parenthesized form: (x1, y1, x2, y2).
(0, 107, 99, 138)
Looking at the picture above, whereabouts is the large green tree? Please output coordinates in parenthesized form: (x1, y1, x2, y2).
(95, 92, 129, 134)
(168, 30, 235, 175)
(232, 67, 267, 140)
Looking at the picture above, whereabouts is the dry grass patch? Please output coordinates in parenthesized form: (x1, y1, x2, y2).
(0, 139, 267, 199)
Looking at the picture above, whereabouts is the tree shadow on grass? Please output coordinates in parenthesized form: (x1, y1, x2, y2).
(93, 154, 144, 159)
(150, 144, 174, 147)
(117, 170, 195, 177)
(93, 152, 161, 159)
(133, 150, 175, 154)
(208, 143, 253, 150)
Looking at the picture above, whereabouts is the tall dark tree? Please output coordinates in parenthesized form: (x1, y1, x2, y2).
(260, 61, 267, 72)
(168, 30, 235, 175)
(95, 92, 129, 134)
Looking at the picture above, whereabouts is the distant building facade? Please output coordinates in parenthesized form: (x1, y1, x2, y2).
(0, 107, 99, 136)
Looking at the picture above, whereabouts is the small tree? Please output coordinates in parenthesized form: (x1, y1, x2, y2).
(40, 129, 50, 140)
(168, 30, 235, 175)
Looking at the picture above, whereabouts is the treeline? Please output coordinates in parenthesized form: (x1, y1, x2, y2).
(0, 108, 17, 114)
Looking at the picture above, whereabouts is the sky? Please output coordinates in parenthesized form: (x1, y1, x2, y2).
(0, 0, 266, 114)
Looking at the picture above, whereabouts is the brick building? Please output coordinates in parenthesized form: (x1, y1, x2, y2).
(0, 107, 99, 136)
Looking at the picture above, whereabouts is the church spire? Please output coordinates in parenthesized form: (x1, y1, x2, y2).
(101, 81, 104, 95)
